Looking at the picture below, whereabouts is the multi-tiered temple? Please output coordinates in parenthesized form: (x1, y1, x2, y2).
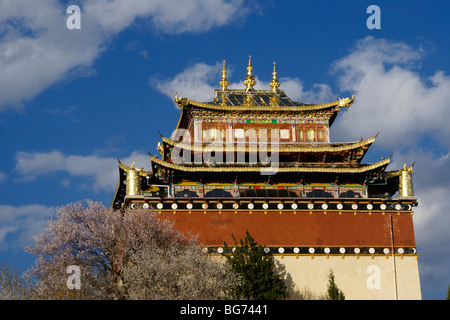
(112, 58, 421, 299)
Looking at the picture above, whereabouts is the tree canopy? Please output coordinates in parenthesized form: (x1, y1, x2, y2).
(23, 200, 240, 299)
(223, 230, 289, 300)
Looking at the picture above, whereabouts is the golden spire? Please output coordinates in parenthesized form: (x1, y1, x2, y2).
(219, 60, 229, 91)
(243, 55, 256, 91)
(270, 62, 280, 92)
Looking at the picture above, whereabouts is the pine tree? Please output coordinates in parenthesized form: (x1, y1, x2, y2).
(325, 270, 345, 300)
(223, 230, 289, 300)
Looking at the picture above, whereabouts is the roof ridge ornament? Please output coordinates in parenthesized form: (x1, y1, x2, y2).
(243, 55, 256, 92)
(270, 62, 280, 93)
(338, 94, 356, 110)
(219, 60, 229, 91)
(269, 62, 280, 107)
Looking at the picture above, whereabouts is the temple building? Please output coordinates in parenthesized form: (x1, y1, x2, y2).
(112, 57, 421, 300)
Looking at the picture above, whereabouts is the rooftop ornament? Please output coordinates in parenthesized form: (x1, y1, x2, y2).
(243, 55, 256, 92)
(269, 62, 280, 93)
(219, 60, 229, 91)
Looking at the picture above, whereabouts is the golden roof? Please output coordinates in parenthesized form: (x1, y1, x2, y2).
(174, 58, 354, 110)
(159, 134, 377, 153)
(175, 93, 354, 111)
(149, 154, 390, 174)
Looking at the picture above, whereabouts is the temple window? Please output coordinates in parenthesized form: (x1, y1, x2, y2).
(340, 190, 355, 198)
(306, 190, 334, 198)
(210, 129, 217, 141)
(297, 130, 303, 141)
(205, 189, 233, 197)
(280, 129, 290, 140)
(234, 129, 244, 139)
(175, 189, 199, 197)
(307, 128, 315, 141)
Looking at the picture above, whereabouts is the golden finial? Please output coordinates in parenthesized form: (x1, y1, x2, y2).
(243, 55, 256, 91)
(157, 142, 164, 156)
(270, 62, 280, 92)
(219, 60, 229, 91)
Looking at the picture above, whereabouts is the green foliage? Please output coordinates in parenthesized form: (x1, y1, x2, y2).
(446, 285, 450, 300)
(324, 270, 345, 300)
(223, 230, 289, 300)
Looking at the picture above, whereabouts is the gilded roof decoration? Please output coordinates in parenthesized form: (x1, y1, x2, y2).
(112, 57, 417, 208)
(269, 62, 280, 93)
(149, 154, 390, 174)
(159, 134, 378, 153)
(173, 58, 354, 111)
(219, 60, 229, 91)
(177, 93, 353, 112)
(385, 163, 415, 178)
(118, 160, 151, 177)
(243, 56, 256, 91)
(191, 109, 334, 124)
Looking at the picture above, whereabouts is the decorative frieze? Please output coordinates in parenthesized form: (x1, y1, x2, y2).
(202, 246, 418, 256)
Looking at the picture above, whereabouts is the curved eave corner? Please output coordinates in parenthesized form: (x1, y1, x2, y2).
(111, 159, 126, 208)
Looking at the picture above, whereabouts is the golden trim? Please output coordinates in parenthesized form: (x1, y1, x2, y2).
(149, 155, 390, 173)
(174, 102, 187, 131)
(160, 134, 377, 153)
(385, 163, 415, 178)
(118, 160, 151, 177)
(176, 94, 355, 112)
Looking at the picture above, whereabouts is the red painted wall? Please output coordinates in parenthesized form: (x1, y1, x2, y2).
(157, 210, 417, 247)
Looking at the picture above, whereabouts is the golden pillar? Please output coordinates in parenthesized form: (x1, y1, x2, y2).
(399, 163, 414, 198)
(126, 162, 141, 197)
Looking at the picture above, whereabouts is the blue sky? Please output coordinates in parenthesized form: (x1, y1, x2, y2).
(0, 0, 449, 299)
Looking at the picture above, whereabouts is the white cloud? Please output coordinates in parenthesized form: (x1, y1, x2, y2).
(153, 61, 334, 104)
(4, 147, 153, 250)
(0, 0, 252, 111)
(388, 149, 450, 242)
(328, 37, 450, 297)
(0, 0, 102, 111)
(278, 77, 334, 103)
(385, 148, 450, 298)
(0, 204, 55, 250)
(83, 0, 249, 34)
(14, 150, 149, 192)
(331, 36, 450, 149)
(154, 62, 223, 103)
